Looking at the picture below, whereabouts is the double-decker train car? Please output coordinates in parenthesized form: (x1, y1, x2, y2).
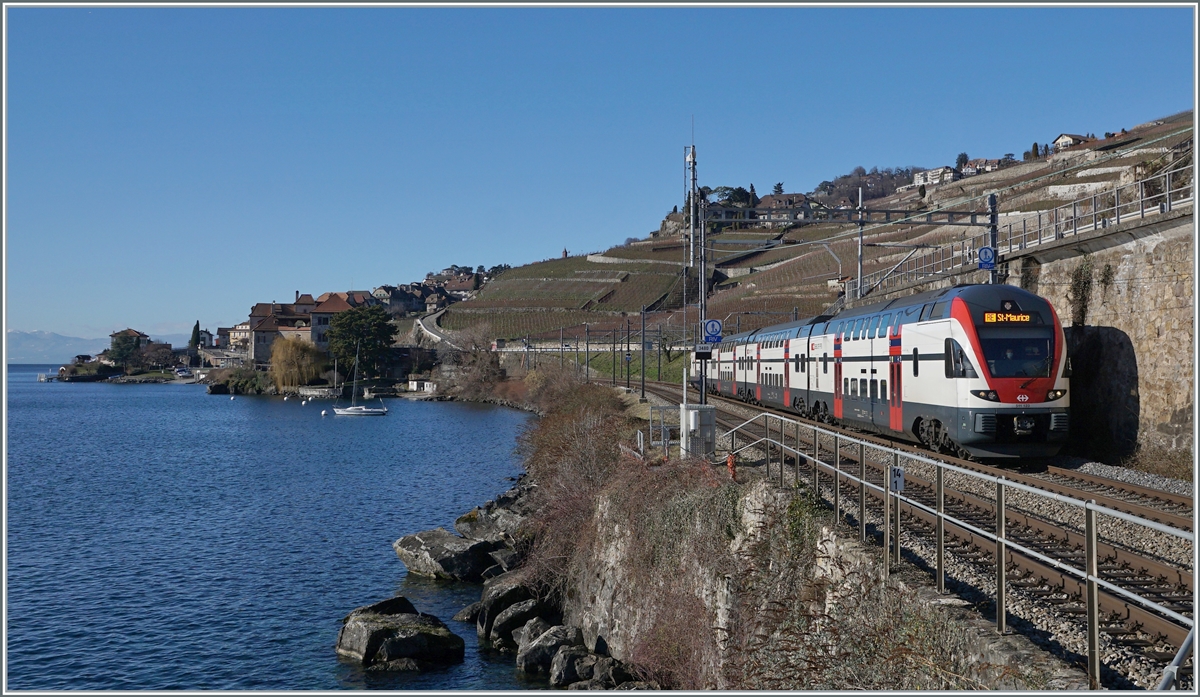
(696, 284, 1070, 459)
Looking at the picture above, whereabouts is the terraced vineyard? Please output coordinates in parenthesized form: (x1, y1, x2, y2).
(432, 114, 1191, 345)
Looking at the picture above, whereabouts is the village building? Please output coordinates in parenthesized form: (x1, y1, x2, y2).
(912, 166, 962, 187)
(755, 193, 813, 226)
(1053, 133, 1092, 151)
(443, 273, 480, 300)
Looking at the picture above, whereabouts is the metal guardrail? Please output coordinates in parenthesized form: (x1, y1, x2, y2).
(720, 410, 1193, 689)
(1159, 628, 1195, 690)
(996, 161, 1194, 254)
(844, 161, 1193, 300)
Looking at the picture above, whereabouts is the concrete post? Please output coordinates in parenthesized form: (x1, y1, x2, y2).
(892, 451, 901, 564)
(859, 441, 867, 543)
(937, 464, 945, 594)
(996, 478, 1007, 634)
(1086, 502, 1101, 689)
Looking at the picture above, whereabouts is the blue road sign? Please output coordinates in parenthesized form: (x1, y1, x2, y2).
(703, 319, 723, 343)
(978, 246, 996, 271)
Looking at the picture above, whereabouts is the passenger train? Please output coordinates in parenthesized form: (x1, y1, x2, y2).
(694, 284, 1070, 459)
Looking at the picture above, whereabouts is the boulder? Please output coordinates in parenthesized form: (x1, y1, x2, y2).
(452, 602, 482, 623)
(489, 598, 546, 651)
(393, 527, 502, 583)
(550, 645, 597, 687)
(476, 570, 533, 640)
(336, 596, 464, 671)
(516, 625, 584, 675)
(567, 678, 607, 690)
(593, 656, 635, 687)
(454, 505, 525, 543)
(514, 617, 553, 655)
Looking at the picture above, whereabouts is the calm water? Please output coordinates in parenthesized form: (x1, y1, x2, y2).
(5, 365, 543, 690)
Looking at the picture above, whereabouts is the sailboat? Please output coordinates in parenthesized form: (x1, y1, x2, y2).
(332, 341, 388, 416)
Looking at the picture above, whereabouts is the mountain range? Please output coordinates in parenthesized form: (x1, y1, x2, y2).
(6, 331, 192, 365)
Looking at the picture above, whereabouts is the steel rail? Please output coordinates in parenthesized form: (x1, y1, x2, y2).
(1044, 465, 1195, 509)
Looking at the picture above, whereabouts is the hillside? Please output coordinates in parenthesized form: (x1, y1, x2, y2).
(435, 111, 1193, 343)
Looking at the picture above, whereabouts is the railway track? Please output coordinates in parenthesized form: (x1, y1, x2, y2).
(639, 381, 1194, 686)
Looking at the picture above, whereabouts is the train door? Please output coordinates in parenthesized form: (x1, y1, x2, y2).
(755, 343, 762, 403)
(833, 322, 844, 419)
(870, 314, 890, 430)
(888, 315, 904, 432)
(799, 326, 812, 411)
(783, 338, 791, 410)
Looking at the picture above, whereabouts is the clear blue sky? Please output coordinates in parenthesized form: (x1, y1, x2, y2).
(5, 5, 1195, 338)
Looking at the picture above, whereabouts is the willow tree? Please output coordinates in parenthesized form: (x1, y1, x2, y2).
(270, 337, 326, 391)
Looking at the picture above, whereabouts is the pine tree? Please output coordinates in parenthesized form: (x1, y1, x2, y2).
(189, 321, 200, 349)
(749, 184, 760, 207)
(1032, 142, 1039, 159)
(772, 182, 784, 196)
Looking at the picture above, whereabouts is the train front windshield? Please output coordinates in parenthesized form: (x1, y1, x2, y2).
(978, 331, 1054, 378)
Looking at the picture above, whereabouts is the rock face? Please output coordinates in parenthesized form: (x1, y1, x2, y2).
(392, 527, 502, 583)
(336, 596, 465, 671)
(516, 625, 585, 675)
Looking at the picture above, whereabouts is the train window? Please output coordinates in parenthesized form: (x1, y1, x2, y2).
(919, 304, 933, 321)
(860, 378, 867, 396)
(870, 379, 878, 400)
(892, 314, 904, 333)
(880, 314, 891, 337)
(793, 355, 800, 372)
(849, 378, 856, 397)
(868, 315, 882, 339)
(913, 347, 920, 376)
(881, 379, 888, 401)
(823, 353, 829, 374)
(852, 318, 863, 339)
(835, 321, 845, 338)
(931, 300, 949, 319)
(944, 338, 980, 378)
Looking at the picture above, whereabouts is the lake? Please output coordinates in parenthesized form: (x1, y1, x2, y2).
(5, 364, 542, 690)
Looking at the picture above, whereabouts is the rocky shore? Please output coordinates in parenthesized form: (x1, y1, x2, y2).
(341, 477, 653, 688)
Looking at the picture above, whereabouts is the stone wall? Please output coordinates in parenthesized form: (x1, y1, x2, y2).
(1017, 215, 1194, 456)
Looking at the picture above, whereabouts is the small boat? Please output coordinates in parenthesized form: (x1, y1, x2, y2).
(332, 342, 388, 416)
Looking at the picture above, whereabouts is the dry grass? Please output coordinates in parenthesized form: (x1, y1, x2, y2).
(1120, 445, 1194, 482)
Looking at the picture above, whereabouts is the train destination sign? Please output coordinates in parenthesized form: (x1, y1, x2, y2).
(984, 312, 1032, 323)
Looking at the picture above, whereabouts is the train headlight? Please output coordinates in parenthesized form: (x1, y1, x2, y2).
(1046, 389, 1067, 401)
(970, 389, 1001, 402)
